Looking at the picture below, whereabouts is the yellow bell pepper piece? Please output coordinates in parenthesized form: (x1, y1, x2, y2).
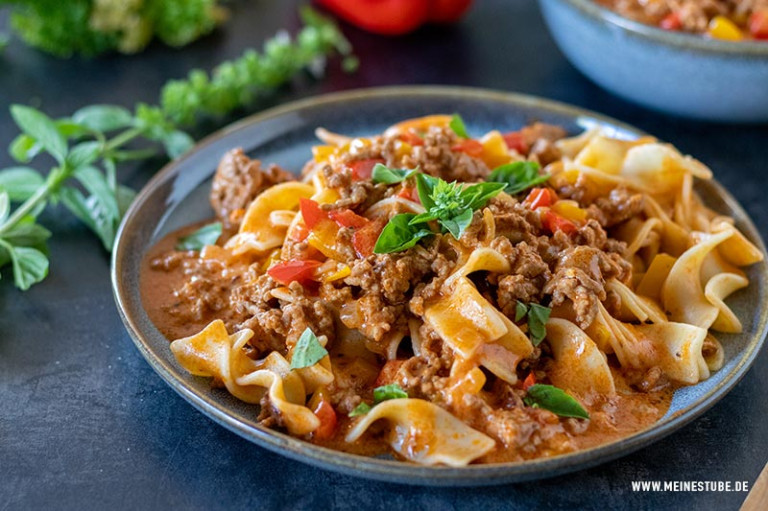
(552, 200, 588, 222)
(323, 265, 351, 283)
(394, 140, 413, 159)
(307, 220, 345, 260)
(312, 145, 337, 163)
(479, 131, 512, 169)
(261, 249, 282, 272)
(708, 16, 743, 41)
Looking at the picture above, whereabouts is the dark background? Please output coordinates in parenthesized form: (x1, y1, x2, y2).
(1, 1, 766, 509)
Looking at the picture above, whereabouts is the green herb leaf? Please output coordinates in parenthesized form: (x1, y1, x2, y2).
(449, 113, 469, 139)
(290, 328, 329, 369)
(515, 300, 529, 322)
(10, 105, 68, 164)
(527, 303, 551, 346)
(73, 166, 120, 222)
(1, 243, 49, 291)
(348, 402, 371, 417)
(0, 192, 9, 223)
(486, 160, 549, 195)
(59, 187, 116, 250)
(524, 384, 589, 419)
(175, 222, 222, 251)
(71, 105, 133, 133)
(66, 141, 102, 169)
(9, 134, 42, 164)
(0, 167, 45, 201)
(373, 383, 408, 403)
(371, 163, 418, 184)
(415, 173, 439, 211)
(162, 130, 195, 159)
(439, 207, 473, 239)
(2, 221, 51, 248)
(461, 182, 507, 210)
(373, 213, 433, 254)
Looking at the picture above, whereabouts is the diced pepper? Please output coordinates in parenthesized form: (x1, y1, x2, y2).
(708, 15, 743, 41)
(312, 145, 336, 163)
(552, 200, 588, 222)
(524, 187, 556, 209)
(660, 12, 682, 31)
(480, 131, 513, 168)
(312, 400, 337, 441)
(352, 218, 385, 258)
(329, 209, 369, 229)
(394, 140, 413, 159)
(502, 131, 528, 154)
(397, 186, 420, 202)
(374, 359, 406, 387)
(451, 139, 484, 157)
(300, 198, 328, 229)
(290, 223, 309, 242)
(399, 132, 424, 146)
(307, 220, 346, 260)
(543, 210, 578, 235)
(323, 265, 352, 282)
(267, 259, 322, 286)
(349, 158, 386, 180)
(523, 372, 536, 391)
(749, 10, 768, 39)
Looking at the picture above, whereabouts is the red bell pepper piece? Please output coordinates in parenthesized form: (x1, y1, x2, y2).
(397, 186, 420, 202)
(374, 359, 406, 387)
(749, 10, 768, 39)
(524, 187, 556, 210)
(329, 209, 369, 229)
(523, 372, 536, 391)
(399, 132, 424, 146)
(267, 259, 322, 286)
(451, 139, 484, 157)
(352, 218, 385, 257)
(312, 400, 338, 440)
(502, 131, 528, 154)
(315, 0, 429, 35)
(300, 198, 329, 229)
(290, 224, 309, 242)
(660, 12, 682, 31)
(349, 158, 386, 180)
(543, 210, 577, 235)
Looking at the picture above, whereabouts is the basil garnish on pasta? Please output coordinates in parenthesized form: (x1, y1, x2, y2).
(175, 222, 222, 251)
(514, 301, 551, 346)
(449, 113, 469, 139)
(349, 383, 409, 417)
(289, 328, 328, 369)
(524, 384, 589, 419)
(486, 160, 549, 195)
(371, 163, 418, 184)
(373, 213, 434, 254)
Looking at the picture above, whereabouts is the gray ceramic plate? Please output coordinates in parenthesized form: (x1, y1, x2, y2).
(112, 86, 768, 486)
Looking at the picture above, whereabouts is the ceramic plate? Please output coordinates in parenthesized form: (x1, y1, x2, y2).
(111, 86, 768, 486)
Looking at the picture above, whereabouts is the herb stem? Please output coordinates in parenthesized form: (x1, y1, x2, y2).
(0, 177, 54, 236)
(104, 127, 145, 152)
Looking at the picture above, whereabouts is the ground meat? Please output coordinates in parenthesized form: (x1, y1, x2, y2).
(399, 126, 491, 182)
(493, 238, 552, 311)
(520, 123, 568, 166)
(396, 330, 454, 401)
(210, 148, 293, 230)
(593, 187, 645, 227)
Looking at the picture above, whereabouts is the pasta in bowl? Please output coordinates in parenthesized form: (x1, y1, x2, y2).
(140, 113, 763, 467)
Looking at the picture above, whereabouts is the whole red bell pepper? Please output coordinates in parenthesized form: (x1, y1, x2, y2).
(316, 0, 473, 36)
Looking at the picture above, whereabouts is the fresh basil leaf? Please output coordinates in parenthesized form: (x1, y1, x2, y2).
(73, 166, 120, 222)
(59, 187, 116, 250)
(415, 173, 439, 211)
(2, 221, 51, 248)
(449, 113, 469, 139)
(408, 211, 439, 225)
(175, 222, 222, 251)
(1, 243, 49, 291)
(371, 163, 417, 184)
(486, 160, 549, 195)
(348, 402, 371, 417)
(373, 383, 408, 403)
(54, 120, 91, 140)
(527, 303, 551, 346)
(524, 384, 589, 419)
(439, 207, 473, 239)
(66, 141, 102, 168)
(10, 105, 68, 164)
(72, 105, 133, 133)
(290, 328, 328, 369)
(0, 167, 45, 201)
(0, 192, 8, 223)
(461, 181, 507, 210)
(515, 300, 529, 322)
(9, 134, 42, 164)
(162, 130, 195, 159)
(373, 213, 433, 254)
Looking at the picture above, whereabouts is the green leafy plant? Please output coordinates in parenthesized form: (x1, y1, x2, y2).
(348, 383, 408, 417)
(524, 384, 589, 419)
(486, 160, 549, 195)
(175, 222, 222, 251)
(0, 7, 353, 291)
(514, 301, 551, 346)
(289, 328, 328, 370)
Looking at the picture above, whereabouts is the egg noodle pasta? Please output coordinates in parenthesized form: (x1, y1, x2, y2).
(142, 115, 762, 465)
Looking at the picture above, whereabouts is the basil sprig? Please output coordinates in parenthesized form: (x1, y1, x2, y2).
(349, 383, 409, 417)
(524, 384, 590, 419)
(449, 113, 469, 139)
(515, 301, 551, 346)
(486, 160, 549, 195)
(175, 222, 222, 251)
(374, 174, 505, 254)
(371, 163, 418, 184)
(289, 328, 329, 369)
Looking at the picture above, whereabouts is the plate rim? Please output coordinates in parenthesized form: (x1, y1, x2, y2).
(111, 85, 768, 486)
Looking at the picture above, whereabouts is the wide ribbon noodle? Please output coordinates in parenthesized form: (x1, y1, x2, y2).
(160, 118, 763, 467)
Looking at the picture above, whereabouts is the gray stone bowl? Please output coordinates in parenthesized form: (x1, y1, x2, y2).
(538, 0, 768, 122)
(111, 86, 768, 485)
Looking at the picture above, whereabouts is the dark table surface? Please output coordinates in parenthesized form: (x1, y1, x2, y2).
(2, 1, 767, 510)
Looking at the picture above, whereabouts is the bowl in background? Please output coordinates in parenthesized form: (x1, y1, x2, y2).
(538, 0, 768, 122)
